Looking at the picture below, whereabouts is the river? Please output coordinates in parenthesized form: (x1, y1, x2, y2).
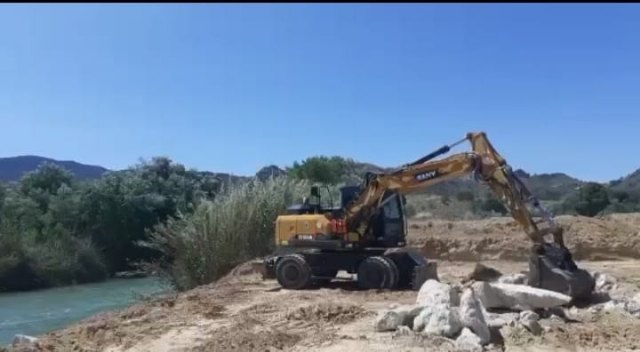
(0, 277, 172, 345)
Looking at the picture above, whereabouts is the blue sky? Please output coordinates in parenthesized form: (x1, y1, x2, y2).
(1, 4, 639, 182)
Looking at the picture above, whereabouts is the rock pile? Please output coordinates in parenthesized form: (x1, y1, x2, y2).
(374, 277, 573, 351)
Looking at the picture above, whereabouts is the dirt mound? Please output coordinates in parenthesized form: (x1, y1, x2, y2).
(408, 213, 640, 261)
(286, 303, 370, 324)
(194, 325, 302, 352)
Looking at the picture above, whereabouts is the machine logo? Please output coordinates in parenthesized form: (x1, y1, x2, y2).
(415, 170, 439, 181)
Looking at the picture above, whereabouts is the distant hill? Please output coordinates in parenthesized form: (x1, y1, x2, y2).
(0, 156, 109, 182)
(609, 168, 640, 195)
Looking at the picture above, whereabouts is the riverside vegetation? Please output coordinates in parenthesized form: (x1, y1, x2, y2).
(1, 155, 638, 293)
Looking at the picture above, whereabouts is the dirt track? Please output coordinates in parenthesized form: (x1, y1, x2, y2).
(11, 213, 640, 352)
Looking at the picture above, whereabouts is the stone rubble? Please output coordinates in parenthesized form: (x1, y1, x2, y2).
(413, 304, 462, 337)
(374, 267, 640, 350)
(459, 288, 491, 344)
(455, 327, 483, 352)
(519, 310, 542, 335)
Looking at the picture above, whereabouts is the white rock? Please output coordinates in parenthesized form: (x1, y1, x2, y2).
(414, 304, 462, 337)
(417, 279, 459, 307)
(459, 288, 491, 344)
(12, 334, 38, 346)
(472, 282, 572, 311)
(603, 298, 640, 318)
(497, 273, 528, 285)
(519, 310, 542, 335)
(634, 292, 640, 305)
(455, 327, 483, 352)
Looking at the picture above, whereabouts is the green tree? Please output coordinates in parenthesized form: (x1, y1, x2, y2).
(289, 156, 348, 184)
(20, 162, 73, 196)
(574, 182, 610, 217)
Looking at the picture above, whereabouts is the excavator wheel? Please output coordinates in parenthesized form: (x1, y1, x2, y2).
(275, 254, 312, 290)
(381, 256, 400, 289)
(357, 256, 397, 289)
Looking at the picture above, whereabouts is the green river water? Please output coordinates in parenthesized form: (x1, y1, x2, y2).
(0, 277, 171, 345)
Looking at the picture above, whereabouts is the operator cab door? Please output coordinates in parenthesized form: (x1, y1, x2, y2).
(373, 192, 406, 247)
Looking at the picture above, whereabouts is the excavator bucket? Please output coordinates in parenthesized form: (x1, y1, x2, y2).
(527, 243, 595, 301)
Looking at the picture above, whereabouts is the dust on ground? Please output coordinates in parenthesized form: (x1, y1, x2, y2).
(9, 213, 640, 352)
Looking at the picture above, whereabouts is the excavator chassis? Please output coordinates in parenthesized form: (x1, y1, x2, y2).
(262, 247, 437, 290)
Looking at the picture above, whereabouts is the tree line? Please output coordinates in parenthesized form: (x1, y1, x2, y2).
(1, 154, 637, 293)
(0, 157, 220, 291)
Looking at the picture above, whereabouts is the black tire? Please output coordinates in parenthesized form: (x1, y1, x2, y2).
(357, 256, 395, 289)
(275, 254, 312, 290)
(381, 256, 400, 289)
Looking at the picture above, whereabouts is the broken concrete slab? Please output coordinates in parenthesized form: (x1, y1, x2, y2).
(416, 279, 459, 307)
(472, 282, 572, 311)
(459, 288, 491, 344)
(455, 327, 483, 352)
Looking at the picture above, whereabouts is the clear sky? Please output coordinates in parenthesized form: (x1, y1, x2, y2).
(1, 4, 639, 182)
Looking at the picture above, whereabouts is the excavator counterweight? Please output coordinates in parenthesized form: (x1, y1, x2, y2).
(263, 132, 595, 300)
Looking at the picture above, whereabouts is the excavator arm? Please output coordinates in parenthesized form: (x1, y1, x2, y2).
(345, 132, 562, 246)
(344, 131, 594, 299)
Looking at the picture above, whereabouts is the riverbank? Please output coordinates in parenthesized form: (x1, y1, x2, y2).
(0, 277, 171, 345)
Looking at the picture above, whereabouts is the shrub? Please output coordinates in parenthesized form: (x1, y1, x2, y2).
(573, 182, 610, 217)
(142, 177, 309, 291)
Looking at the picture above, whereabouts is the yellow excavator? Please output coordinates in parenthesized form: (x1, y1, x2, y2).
(263, 132, 595, 300)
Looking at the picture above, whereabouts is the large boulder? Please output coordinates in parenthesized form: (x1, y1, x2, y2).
(472, 282, 572, 311)
(416, 279, 459, 307)
(459, 288, 491, 344)
(413, 305, 462, 337)
(455, 327, 483, 352)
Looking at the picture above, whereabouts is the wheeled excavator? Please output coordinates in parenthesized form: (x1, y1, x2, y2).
(262, 132, 595, 300)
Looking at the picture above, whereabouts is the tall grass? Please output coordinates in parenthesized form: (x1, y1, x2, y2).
(143, 177, 310, 291)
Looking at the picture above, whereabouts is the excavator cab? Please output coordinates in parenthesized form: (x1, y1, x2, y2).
(340, 186, 408, 248)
